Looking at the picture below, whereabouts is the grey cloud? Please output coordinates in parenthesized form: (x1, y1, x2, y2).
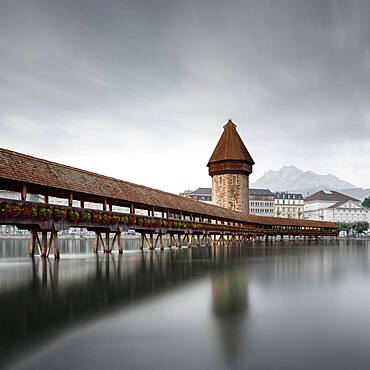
(0, 0, 369, 190)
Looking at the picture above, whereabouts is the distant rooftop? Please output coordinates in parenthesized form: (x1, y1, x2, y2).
(327, 199, 364, 209)
(188, 187, 212, 196)
(250, 188, 274, 196)
(305, 190, 359, 203)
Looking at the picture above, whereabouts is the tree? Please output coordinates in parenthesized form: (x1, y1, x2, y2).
(362, 196, 370, 208)
(353, 221, 369, 234)
(336, 222, 353, 236)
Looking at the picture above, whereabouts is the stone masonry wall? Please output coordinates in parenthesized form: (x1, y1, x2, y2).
(212, 173, 249, 213)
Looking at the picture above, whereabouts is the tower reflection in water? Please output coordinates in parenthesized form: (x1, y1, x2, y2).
(0, 246, 251, 369)
(212, 251, 248, 368)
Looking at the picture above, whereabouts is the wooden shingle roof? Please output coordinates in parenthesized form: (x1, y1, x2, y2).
(207, 120, 255, 165)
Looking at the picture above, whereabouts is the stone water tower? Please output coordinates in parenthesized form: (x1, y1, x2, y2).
(207, 120, 254, 213)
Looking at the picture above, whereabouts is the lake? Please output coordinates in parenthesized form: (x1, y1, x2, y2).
(1, 238, 370, 370)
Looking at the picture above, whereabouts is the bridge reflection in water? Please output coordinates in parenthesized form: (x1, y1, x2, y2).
(2, 239, 369, 370)
(0, 244, 251, 369)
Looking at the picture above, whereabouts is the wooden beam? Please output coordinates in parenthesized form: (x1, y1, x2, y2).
(35, 232, 42, 255)
(41, 231, 48, 257)
(28, 230, 36, 257)
(168, 234, 174, 248)
(68, 192, 73, 207)
(117, 231, 123, 254)
(21, 183, 27, 201)
(93, 232, 99, 253)
(140, 233, 145, 250)
(104, 232, 110, 253)
(46, 231, 54, 257)
(159, 233, 164, 250)
(154, 233, 160, 248)
(53, 230, 60, 260)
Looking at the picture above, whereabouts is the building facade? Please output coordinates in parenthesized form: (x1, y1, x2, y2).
(274, 192, 304, 219)
(182, 187, 275, 217)
(207, 120, 254, 213)
(249, 189, 274, 216)
(304, 190, 368, 223)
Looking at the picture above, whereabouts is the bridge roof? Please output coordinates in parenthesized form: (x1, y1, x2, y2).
(0, 148, 336, 229)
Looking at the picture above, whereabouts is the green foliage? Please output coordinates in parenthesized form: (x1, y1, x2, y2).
(336, 221, 369, 235)
(39, 207, 52, 218)
(81, 211, 91, 221)
(353, 222, 369, 234)
(31, 207, 37, 218)
(68, 210, 80, 221)
(121, 215, 129, 224)
(54, 208, 67, 220)
(362, 196, 370, 208)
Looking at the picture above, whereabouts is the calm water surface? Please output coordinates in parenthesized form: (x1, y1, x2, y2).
(1, 238, 370, 370)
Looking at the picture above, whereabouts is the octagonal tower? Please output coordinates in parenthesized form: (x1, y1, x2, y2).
(207, 120, 254, 213)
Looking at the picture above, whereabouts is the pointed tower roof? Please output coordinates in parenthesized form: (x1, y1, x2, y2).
(208, 120, 255, 166)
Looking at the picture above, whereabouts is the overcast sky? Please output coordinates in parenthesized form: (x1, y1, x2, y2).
(0, 0, 369, 193)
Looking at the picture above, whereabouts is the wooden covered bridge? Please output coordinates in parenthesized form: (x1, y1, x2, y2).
(0, 148, 338, 258)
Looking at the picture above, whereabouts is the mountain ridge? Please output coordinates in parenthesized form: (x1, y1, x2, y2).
(252, 165, 358, 195)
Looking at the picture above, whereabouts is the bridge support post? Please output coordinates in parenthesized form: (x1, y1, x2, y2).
(41, 231, 47, 257)
(93, 232, 99, 253)
(110, 231, 122, 253)
(203, 234, 208, 246)
(177, 234, 181, 248)
(140, 233, 145, 250)
(28, 230, 36, 257)
(104, 232, 110, 253)
(187, 234, 193, 248)
(149, 233, 154, 250)
(168, 234, 174, 248)
(46, 231, 54, 257)
(200, 234, 206, 246)
(53, 230, 60, 260)
(117, 231, 123, 254)
(154, 233, 163, 250)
